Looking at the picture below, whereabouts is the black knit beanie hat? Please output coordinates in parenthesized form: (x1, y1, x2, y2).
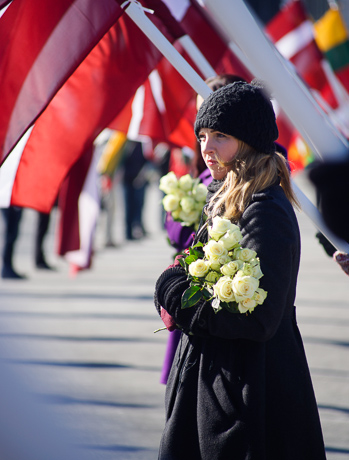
(194, 80, 278, 154)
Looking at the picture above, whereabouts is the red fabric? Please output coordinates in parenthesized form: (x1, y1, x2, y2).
(336, 66, 349, 92)
(0, 0, 122, 164)
(161, 307, 177, 332)
(56, 146, 93, 255)
(333, 251, 349, 276)
(10, 15, 164, 213)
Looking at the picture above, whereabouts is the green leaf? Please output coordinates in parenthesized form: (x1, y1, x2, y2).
(201, 287, 213, 301)
(178, 258, 186, 269)
(181, 285, 203, 309)
(223, 301, 239, 314)
(185, 255, 198, 265)
(192, 249, 204, 259)
(189, 246, 204, 257)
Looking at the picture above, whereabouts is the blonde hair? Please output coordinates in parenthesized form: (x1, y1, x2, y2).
(207, 141, 300, 222)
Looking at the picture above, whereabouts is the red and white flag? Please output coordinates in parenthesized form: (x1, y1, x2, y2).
(265, 0, 337, 108)
(0, 0, 122, 165)
(0, 13, 165, 213)
(265, 0, 339, 169)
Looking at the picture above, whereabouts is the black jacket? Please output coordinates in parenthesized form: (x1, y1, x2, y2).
(154, 184, 326, 460)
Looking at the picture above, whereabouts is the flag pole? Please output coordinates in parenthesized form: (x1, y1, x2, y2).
(178, 35, 215, 79)
(122, 2, 212, 99)
(199, 0, 349, 162)
(122, 1, 349, 253)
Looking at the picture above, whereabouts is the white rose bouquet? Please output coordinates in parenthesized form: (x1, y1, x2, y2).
(159, 172, 207, 228)
(179, 216, 267, 314)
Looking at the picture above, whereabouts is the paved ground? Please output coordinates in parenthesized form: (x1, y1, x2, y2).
(0, 179, 348, 459)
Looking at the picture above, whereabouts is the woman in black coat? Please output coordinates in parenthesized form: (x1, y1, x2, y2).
(154, 81, 326, 460)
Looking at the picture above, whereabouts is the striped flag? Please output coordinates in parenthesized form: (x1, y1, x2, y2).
(0, 0, 122, 165)
(1, 13, 164, 213)
(265, 0, 340, 170)
(265, 0, 337, 108)
(313, 5, 349, 91)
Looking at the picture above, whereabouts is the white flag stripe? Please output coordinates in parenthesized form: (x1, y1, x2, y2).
(275, 20, 314, 60)
(127, 85, 145, 140)
(0, 3, 11, 18)
(162, 0, 190, 23)
(179, 35, 215, 79)
(149, 69, 166, 113)
(0, 128, 32, 208)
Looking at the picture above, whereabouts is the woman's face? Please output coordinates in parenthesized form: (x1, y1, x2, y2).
(198, 128, 239, 180)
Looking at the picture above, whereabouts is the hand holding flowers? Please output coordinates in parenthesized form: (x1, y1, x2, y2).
(160, 172, 207, 228)
(179, 216, 267, 314)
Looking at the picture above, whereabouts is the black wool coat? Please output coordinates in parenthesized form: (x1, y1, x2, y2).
(154, 183, 327, 460)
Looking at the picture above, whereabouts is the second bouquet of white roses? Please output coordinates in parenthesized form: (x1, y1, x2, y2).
(179, 216, 268, 314)
(159, 171, 207, 229)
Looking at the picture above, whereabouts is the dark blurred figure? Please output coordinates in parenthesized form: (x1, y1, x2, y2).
(309, 157, 349, 276)
(35, 212, 54, 270)
(309, 157, 349, 243)
(1, 206, 25, 279)
(121, 140, 149, 241)
(1, 207, 54, 279)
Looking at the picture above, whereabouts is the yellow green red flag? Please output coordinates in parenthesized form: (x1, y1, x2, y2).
(313, 6, 349, 89)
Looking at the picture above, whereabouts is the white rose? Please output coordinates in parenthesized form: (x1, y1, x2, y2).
(180, 196, 196, 213)
(162, 194, 180, 212)
(208, 256, 222, 272)
(241, 262, 254, 276)
(238, 298, 257, 314)
(178, 174, 194, 192)
(220, 260, 243, 276)
(179, 209, 201, 226)
(171, 208, 181, 220)
(250, 258, 263, 279)
(204, 239, 228, 259)
(234, 247, 257, 262)
(208, 216, 232, 241)
(213, 276, 236, 303)
(232, 274, 259, 301)
(205, 270, 220, 284)
(220, 227, 243, 250)
(172, 188, 185, 200)
(159, 172, 178, 194)
(253, 288, 268, 305)
(219, 254, 231, 264)
(192, 183, 207, 202)
(189, 259, 209, 278)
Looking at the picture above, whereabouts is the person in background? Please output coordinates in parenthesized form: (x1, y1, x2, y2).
(97, 130, 127, 248)
(1, 206, 55, 279)
(35, 211, 55, 270)
(121, 139, 151, 241)
(1, 206, 25, 279)
(154, 81, 326, 459)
